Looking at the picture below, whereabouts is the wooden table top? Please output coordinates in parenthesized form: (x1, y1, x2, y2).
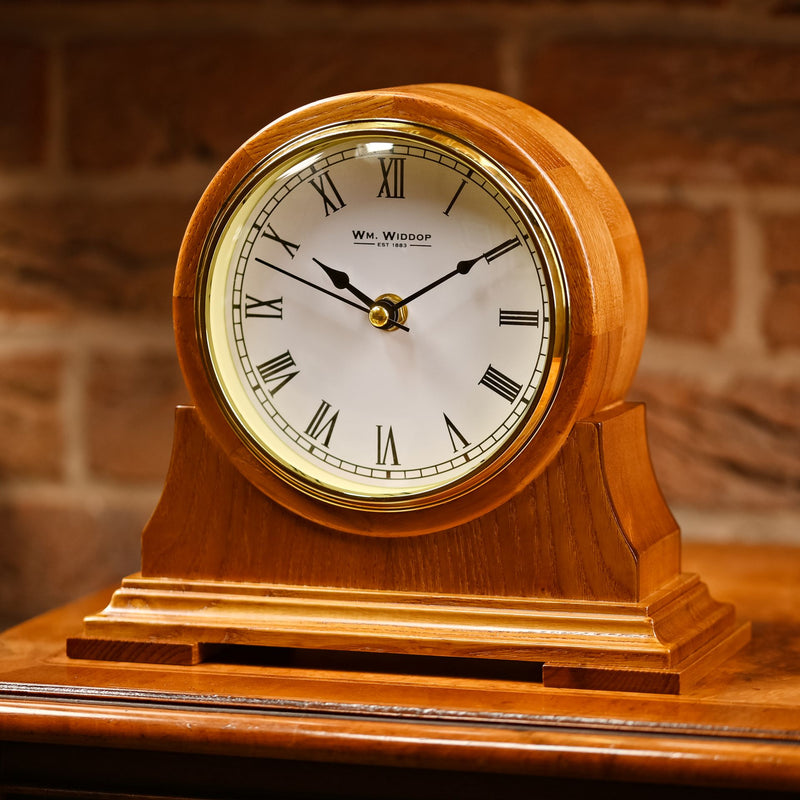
(1, 542, 799, 794)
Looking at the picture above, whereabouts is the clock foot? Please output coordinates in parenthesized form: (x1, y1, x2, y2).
(542, 620, 752, 694)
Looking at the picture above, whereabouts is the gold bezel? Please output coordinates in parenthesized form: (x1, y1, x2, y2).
(195, 120, 569, 513)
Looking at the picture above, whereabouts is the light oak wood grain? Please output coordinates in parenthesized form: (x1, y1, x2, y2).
(69, 403, 747, 692)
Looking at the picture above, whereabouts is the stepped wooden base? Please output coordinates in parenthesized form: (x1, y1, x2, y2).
(68, 572, 749, 694)
(67, 403, 750, 694)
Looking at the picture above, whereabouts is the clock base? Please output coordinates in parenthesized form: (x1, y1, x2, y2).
(67, 572, 749, 694)
(67, 403, 749, 694)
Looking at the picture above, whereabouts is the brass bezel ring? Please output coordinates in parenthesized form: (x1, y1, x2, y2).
(194, 119, 569, 514)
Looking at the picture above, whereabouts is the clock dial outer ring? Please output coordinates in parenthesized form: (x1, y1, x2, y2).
(197, 123, 566, 509)
(173, 84, 647, 538)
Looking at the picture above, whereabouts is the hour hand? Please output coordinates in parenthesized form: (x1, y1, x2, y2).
(312, 258, 375, 309)
(312, 258, 409, 332)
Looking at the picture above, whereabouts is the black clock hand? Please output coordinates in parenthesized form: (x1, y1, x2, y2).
(395, 236, 521, 311)
(312, 258, 410, 332)
(312, 258, 375, 309)
(255, 257, 369, 313)
(255, 257, 410, 332)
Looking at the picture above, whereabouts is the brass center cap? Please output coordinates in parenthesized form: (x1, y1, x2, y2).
(368, 304, 390, 328)
(368, 293, 407, 330)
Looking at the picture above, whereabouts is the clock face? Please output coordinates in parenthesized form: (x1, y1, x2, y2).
(198, 122, 567, 507)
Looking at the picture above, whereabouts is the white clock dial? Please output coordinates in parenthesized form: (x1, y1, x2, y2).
(200, 124, 566, 503)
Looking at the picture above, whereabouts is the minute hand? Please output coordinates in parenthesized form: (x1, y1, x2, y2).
(254, 257, 410, 332)
(394, 237, 520, 311)
(254, 257, 368, 313)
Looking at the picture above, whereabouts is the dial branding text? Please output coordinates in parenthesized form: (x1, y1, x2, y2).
(353, 230, 432, 246)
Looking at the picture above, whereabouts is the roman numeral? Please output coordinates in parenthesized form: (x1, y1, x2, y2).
(377, 157, 405, 199)
(484, 237, 522, 263)
(256, 350, 299, 395)
(443, 413, 470, 452)
(376, 425, 399, 465)
(443, 178, 467, 216)
(261, 223, 299, 259)
(305, 399, 339, 447)
(499, 309, 540, 327)
(479, 364, 522, 403)
(309, 171, 346, 216)
(244, 295, 283, 319)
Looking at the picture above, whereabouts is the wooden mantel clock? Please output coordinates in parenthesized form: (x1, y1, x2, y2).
(68, 84, 749, 693)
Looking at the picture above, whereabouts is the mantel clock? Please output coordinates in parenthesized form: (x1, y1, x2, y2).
(68, 85, 749, 693)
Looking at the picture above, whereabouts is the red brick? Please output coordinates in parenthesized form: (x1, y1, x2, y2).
(630, 203, 733, 342)
(0, 353, 64, 480)
(0, 41, 47, 167)
(764, 283, 800, 349)
(631, 373, 800, 510)
(763, 212, 800, 277)
(0, 198, 194, 322)
(762, 212, 800, 349)
(0, 498, 145, 630)
(524, 41, 800, 184)
(87, 351, 188, 482)
(64, 33, 501, 170)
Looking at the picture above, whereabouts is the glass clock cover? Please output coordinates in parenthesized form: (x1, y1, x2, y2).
(199, 123, 567, 507)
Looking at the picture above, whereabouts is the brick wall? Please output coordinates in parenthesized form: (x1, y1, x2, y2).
(1, 1, 798, 629)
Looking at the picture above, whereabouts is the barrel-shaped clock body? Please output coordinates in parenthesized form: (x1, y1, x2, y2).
(174, 84, 647, 536)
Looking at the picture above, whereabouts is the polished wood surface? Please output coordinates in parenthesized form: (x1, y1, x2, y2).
(3, 543, 800, 797)
(69, 403, 747, 693)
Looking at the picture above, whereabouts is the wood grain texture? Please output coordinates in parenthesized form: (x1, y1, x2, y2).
(139, 403, 667, 599)
(68, 403, 747, 692)
(4, 543, 800, 794)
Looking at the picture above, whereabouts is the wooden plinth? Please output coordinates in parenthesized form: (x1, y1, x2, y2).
(68, 575, 749, 694)
(67, 402, 749, 694)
